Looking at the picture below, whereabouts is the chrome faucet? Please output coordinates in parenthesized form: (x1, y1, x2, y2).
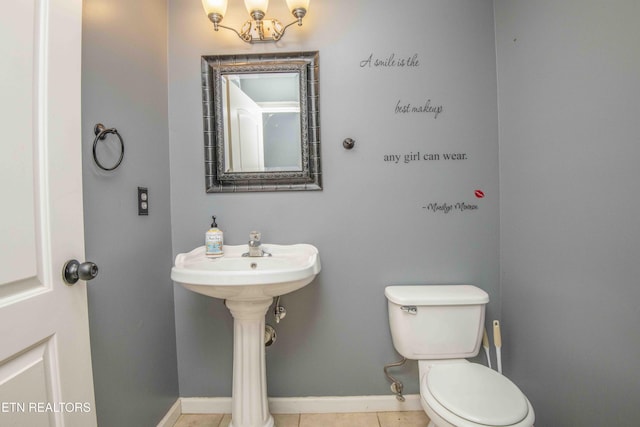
(244, 231, 271, 257)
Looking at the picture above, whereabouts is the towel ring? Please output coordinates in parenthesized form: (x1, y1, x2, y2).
(93, 123, 124, 171)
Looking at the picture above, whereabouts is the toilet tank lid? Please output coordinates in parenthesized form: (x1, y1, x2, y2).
(385, 285, 489, 306)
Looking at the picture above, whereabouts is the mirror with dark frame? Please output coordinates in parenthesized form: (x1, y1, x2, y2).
(201, 51, 321, 192)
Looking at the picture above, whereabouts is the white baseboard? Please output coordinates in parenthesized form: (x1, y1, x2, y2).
(180, 394, 422, 415)
(156, 399, 181, 427)
(269, 394, 423, 414)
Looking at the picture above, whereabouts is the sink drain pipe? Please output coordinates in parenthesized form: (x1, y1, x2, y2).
(264, 297, 287, 347)
(264, 324, 277, 346)
(383, 357, 407, 401)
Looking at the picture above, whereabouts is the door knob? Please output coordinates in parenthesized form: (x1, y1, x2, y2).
(63, 259, 99, 285)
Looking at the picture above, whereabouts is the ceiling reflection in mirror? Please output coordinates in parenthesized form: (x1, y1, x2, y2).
(202, 51, 321, 192)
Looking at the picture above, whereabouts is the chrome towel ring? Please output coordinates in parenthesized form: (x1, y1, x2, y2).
(93, 123, 124, 171)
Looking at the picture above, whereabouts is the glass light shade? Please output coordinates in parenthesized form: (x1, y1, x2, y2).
(286, 0, 309, 12)
(244, 0, 269, 14)
(202, 0, 228, 17)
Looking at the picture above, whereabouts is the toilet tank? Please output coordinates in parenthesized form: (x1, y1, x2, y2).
(385, 285, 489, 360)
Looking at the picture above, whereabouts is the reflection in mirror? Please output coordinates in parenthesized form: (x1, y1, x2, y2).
(202, 51, 321, 192)
(222, 73, 302, 173)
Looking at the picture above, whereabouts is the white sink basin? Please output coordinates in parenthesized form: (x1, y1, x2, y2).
(171, 244, 321, 301)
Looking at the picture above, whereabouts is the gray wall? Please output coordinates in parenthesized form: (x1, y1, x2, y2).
(168, 0, 500, 397)
(78, 0, 640, 423)
(495, 0, 640, 425)
(81, 0, 179, 425)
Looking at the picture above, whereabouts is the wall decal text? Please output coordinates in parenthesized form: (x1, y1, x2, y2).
(422, 202, 479, 214)
(359, 53, 420, 68)
(395, 99, 443, 119)
(383, 151, 468, 164)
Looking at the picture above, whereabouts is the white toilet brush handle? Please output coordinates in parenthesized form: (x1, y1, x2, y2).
(493, 320, 503, 374)
(482, 327, 492, 369)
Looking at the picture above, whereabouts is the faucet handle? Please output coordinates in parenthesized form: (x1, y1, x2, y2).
(250, 231, 261, 242)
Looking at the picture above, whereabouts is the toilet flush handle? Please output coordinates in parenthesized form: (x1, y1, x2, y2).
(400, 305, 417, 315)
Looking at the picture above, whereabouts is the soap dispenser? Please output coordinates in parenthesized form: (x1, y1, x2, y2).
(205, 216, 224, 258)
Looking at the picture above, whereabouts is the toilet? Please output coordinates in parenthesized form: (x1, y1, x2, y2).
(385, 285, 535, 427)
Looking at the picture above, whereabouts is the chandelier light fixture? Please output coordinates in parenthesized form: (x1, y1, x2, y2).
(202, 0, 310, 43)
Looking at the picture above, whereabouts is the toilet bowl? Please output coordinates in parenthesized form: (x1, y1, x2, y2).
(385, 285, 535, 427)
(419, 361, 534, 427)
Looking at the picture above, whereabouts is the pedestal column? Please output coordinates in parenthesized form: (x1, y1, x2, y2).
(225, 298, 274, 427)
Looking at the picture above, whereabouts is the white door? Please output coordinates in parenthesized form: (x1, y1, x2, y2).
(0, 0, 97, 426)
(225, 79, 265, 172)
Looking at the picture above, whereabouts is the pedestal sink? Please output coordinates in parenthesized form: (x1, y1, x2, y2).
(172, 244, 321, 427)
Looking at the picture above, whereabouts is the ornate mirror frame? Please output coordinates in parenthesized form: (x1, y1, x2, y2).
(201, 51, 321, 192)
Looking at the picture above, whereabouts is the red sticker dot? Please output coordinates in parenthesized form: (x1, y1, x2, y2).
(474, 190, 485, 199)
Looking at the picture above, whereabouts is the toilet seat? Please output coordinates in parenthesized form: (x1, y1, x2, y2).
(421, 363, 534, 427)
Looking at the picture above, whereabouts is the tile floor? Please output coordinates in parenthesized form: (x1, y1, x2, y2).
(173, 411, 430, 427)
